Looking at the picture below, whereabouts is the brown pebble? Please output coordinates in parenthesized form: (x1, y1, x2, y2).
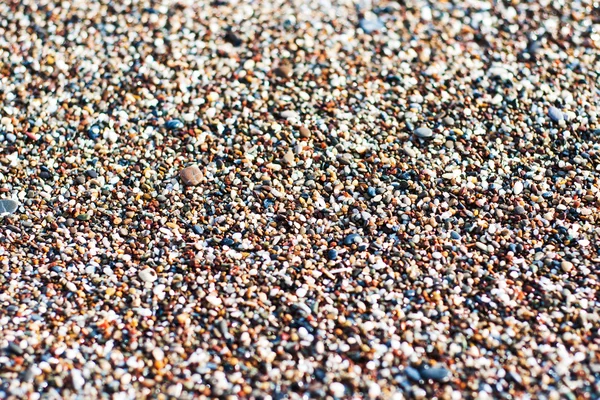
(299, 126, 311, 138)
(282, 149, 295, 166)
(273, 64, 292, 79)
(180, 166, 203, 186)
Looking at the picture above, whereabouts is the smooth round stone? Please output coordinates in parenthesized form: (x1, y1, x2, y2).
(513, 181, 524, 195)
(224, 31, 243, 46)
(420, 367, 450, 382)
(561, 261, 574, 273)
(139, 268, 157, 283)
(414, 126, 433, 138)
(405, 366, 421, 381)
(273, 65, 292, 78)
(443, 116, 455, 126)
(220, 237, 235, 246)
(299, 126, 311, 138)
(165, 119, 184, 130)
(548, 106, 564, 122)
(359, 18, 384, 33)
(0, 199, 19, 214)
(514, 206, 526, 215)
(327, 249, 338, 260)
(180, 165, 203, 186)
(450, 231, 461, 240)
(344, 234, 361, 245)
(88, 125, 101, 139)
(39, 170, 52, 180)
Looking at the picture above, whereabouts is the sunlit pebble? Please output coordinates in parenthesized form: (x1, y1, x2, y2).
(179, 165, 203, 186)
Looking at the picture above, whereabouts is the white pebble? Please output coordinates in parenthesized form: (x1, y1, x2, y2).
(139, 268, 157, 283)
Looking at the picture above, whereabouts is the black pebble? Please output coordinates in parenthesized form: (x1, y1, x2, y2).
(225, 31, 243, 46)
(39, 170, 52, 180)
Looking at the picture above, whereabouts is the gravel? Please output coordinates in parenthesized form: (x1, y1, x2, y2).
(0, 0, 599, 399)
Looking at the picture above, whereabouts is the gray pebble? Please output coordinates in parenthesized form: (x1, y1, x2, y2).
(443, 116, 455, 126)
(514, 206, 526, 215)
(0, 199, 19, 214)
(414, 126, 433, 138)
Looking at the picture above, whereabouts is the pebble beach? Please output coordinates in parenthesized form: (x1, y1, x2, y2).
(1, 0, 600, 398)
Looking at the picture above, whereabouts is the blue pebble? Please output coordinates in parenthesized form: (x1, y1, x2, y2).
(367, 187, 377, 197)
(327, 249, 338, 260)
(165, 119, 184, 130)
(548, 106, 564, 122)
(88, 125, 100, 140)
(221, 238, 235, 246)
(420, 367, 450, 382)
(344, 234, 361, 245)
(450, 231, 461, 240)
(359, 18, 384, 33)
(405, 366, 421, 381)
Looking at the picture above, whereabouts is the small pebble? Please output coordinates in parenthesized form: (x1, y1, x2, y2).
(165, 119, 184, 130)
(414, 126, 433, 138)
(359, 17, 384, 33)
(344, 233, 361, 245)
(139, 268, 158, 283)
(273, 64, 293, 79)
(0, 199, 19, 214)
(327, 249, 338, 260)
(420, 367, 450, 382)
(180, 165, 203, 186)
(299, 126, 311, 138)
(548, 106, 564, 122)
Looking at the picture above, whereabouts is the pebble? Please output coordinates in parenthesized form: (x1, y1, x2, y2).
(0, 199, 19, 214)
(513, 181, 524, 195)
(548, 106, 564, 122)
(414, 126, 433, 138)
(344, 233, 361, 245)
(273, 64, 293, 79)
(299, 126, 311, 138)
(561, 261, 574, 273)
(359, 17, 384, 33)
(165, 119, 184, 130)
(405, 366, 421, 381)
(443, 116, 455, 126)
(420, 367, 450, 382)
(139, 268, 158, 283)
(224, 31, 243, 46)
(330, 382, 346, 398)
(327, 249, 338, 260)
(179, 165, 203, 186)
(282, 149, 295, 166)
